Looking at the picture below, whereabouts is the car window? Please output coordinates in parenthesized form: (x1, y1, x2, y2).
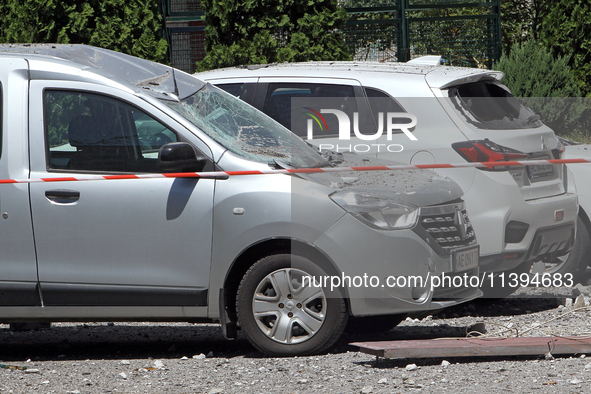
(216, 83, 243, 97)
(44, 90, 179, 173)
(365, 87, 405, 114)
(216, 83, 256, 104)
(364, 87, 412, 132)
(162, 84, 327, 168)
(448, 81, 542, 130)
(263, 83, 357, 136)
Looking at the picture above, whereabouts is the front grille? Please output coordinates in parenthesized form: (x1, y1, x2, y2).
(419, 202, 476, 250)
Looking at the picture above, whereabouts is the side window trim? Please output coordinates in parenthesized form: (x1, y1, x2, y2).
(42, 88, 188, 174)
(363, 86, 410, 137)
(251, 82, 268, 110)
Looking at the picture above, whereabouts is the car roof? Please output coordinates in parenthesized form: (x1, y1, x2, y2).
(0, 44, 204, 99)
(196, 61, 504, 89)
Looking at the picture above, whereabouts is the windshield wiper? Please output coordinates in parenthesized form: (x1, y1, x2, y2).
(268, 159, 292, 170)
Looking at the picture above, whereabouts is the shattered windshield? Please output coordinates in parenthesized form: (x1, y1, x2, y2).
(162, 84, 326, 168)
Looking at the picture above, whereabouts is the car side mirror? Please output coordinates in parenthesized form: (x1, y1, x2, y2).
(158, 142, 208, 173)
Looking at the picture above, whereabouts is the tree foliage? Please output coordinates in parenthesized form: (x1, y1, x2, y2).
(500, 0, 548, 55)
(196, 0, 351, 71)
(540, 0, 591, 97)
(494, 41, 588, 137)
(495, 41, 580, 98)
(0, 0, 168, 63)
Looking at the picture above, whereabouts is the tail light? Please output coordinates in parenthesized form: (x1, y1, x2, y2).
(452, 139, 528, 171)
(552, 137, 565, 159)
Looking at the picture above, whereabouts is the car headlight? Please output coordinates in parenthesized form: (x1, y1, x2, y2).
(330, 191, 419, 230)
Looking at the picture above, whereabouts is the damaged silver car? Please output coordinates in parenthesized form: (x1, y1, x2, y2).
(0, 44, 480, 356)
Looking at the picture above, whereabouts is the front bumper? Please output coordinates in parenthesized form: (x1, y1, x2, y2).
(313, 214, 482, 318)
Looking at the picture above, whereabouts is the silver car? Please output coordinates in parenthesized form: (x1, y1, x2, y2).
(0, 45, 480, 356)
(197, 60, 579, 296)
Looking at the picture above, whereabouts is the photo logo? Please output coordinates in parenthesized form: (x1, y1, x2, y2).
(303, 107, 329, 134)
(304, 108, 418, 141)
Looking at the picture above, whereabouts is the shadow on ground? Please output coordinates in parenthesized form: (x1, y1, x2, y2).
(0, 296, 563, 362)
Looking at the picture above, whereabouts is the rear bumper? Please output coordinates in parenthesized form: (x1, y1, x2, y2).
(462, 166, 578, 273)
(479, 221, 576, 273)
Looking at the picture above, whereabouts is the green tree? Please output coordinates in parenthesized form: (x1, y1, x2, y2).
(494, 41, 588, 138)
(500, 0, 549, 55)
(0, 0, 167, 63)
(540, 0, 591, 96)
(196, 0, 350, 71)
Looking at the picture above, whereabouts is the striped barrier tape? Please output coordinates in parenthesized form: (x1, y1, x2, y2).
(1, 158, 590, 185)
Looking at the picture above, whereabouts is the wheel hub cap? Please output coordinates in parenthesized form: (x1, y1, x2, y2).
(252, 268, 326, 344)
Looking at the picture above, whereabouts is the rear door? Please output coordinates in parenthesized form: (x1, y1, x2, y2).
(28, 80, 214, 307)
(253, 77, 385, 154)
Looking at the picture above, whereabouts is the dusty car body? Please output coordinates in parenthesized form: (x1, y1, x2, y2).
(0, 45, 480, 356)
(196, 61, 579, 294)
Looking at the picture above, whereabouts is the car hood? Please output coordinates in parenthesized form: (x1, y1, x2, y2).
(300, 152, 464, 207)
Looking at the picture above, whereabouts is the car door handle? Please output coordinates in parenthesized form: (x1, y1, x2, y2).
(45, 189, 80, 204)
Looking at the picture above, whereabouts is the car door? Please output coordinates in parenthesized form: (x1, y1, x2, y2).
(0, 57, 41, 306)
(28, 80, 214, 307)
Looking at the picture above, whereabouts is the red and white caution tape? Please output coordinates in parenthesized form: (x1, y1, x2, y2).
(1, 158, 590, 185)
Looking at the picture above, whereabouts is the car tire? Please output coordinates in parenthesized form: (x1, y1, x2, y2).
(236, 253, 348, 357)
(345, 314, 405, 335)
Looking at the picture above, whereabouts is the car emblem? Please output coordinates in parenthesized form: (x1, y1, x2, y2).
(456, 210, 468, 240)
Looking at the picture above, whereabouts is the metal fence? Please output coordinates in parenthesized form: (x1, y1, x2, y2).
(166, 26, 206, 73)
(161, 0, 205, 73)
(166, 0, 203, 15)
(343, 0, 502, 68)
(161, 0, 502, 73)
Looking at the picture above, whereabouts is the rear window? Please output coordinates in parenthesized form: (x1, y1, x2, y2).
(448, 81, 542, 130)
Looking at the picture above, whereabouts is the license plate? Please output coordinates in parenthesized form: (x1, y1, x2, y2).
(452, 245, 479, 272)
(527, 163, 554, 179)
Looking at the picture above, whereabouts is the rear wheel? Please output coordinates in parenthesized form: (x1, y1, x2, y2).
(236, 254, 347, 356)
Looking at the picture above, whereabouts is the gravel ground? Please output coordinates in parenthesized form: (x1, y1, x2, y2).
(2, 282, 591, 394)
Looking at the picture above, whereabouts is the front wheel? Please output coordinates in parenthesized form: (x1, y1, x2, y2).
(236, 254, 348, 356)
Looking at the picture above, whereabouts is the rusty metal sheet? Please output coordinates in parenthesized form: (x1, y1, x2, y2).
(351, 337, 591, 359)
